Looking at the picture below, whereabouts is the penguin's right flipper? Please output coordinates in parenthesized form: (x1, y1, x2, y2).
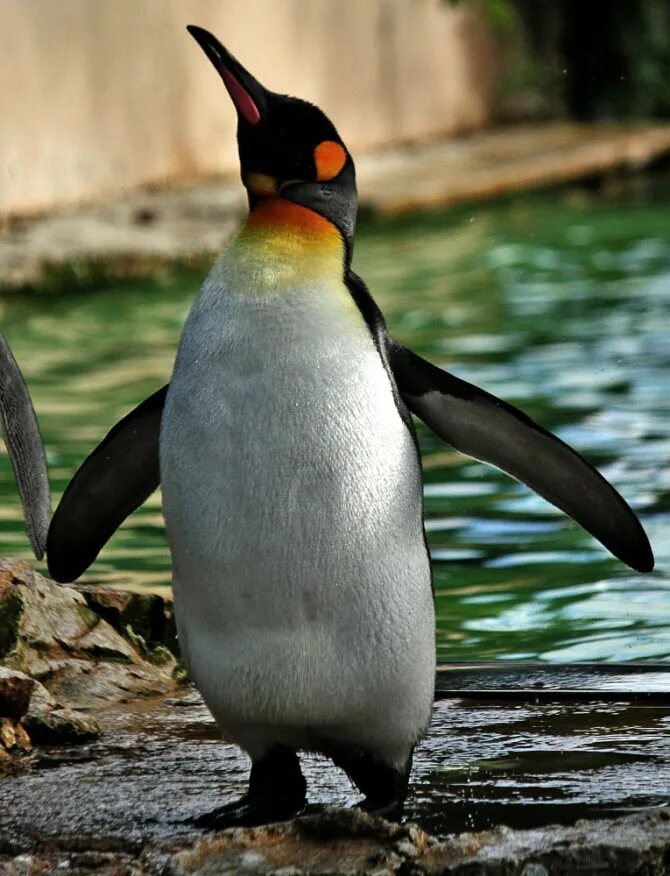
(47, 385, 168, 583)
(388, 340, 654, 574)
(0, 332, 51, 559)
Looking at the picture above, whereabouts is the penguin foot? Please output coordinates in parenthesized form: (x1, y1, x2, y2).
(328, 744, 414, 823)
(195, 745, 307, 830)
(357, 795, 405, 822)
(193, 794, 305, 829)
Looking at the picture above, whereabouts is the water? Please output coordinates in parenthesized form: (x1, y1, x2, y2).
(2, 688, 668, 841)
(0, 183, 668, 663)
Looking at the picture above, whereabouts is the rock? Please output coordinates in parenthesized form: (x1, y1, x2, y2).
(23, 704, 99, 745)
(2, 853, 50, 875)
(162, 808, 670, 874)
(170, 807, 428, 875)
(23, 678, 55, 711)
(76, 584, 178, 655)
(43, 658, 177, 710)
(0, 668, 33, 762)
(20, 678, 99, 744)
(0, 788, 670, 876)
(422, 808, 670, 875)
(0, 567, 22, 658)
(124, 625, 176, 667)
(0, 717, 31, 752)
(0, 558, 177, 717)
(2, 849, 139, 874)
(76, 619, 140, 663)
(0, 559, 136, 664)
(0, 668, 34, 719)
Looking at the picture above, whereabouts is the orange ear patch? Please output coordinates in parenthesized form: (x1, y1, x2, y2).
(314, 141, 347, 182)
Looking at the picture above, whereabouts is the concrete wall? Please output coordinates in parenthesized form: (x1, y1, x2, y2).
(0, 0, 497, 216)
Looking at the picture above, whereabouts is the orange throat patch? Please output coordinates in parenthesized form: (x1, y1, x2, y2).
(243, 197, 340, 240)
(235, 197, 345, 284)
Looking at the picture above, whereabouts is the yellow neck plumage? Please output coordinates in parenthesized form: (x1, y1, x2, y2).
(232, 198, 345, 289)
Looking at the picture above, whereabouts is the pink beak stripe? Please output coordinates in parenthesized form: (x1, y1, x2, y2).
(220, 68, 261, 125)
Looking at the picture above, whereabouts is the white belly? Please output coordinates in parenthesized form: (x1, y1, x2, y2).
(160, 270, 434, 764)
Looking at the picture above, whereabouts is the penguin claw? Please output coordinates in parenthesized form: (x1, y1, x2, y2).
(193, 795, 305, 830)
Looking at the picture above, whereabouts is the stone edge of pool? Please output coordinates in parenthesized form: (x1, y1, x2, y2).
(2, 801, 669, 874)
(2, 122, 670, 292)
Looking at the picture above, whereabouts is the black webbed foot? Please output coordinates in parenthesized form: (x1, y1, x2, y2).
(194, 745, 307, 830)
(328, 744, 414, 822)
(357, 794, 405, 822)
(194, 793, 304, 829)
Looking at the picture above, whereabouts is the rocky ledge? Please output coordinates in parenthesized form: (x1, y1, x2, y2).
(0, 557, 178, 756)
(4, 123, 670, 292)
(2, 805, 669, 875)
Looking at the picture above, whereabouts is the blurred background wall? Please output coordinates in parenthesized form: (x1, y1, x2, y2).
(0, 0, 497, 217)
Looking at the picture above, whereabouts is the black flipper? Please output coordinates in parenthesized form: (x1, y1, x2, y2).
(0, 332, 51, 559)
(388, 340, 654, 574)
(47, 385, 168, 583)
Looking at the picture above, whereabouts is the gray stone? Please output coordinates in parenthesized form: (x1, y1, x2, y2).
(1, 742, 669, 875)
(170, 808, 424, 875)
(423, 809, 670, 874)
(23, 704, 99, 745)
(42, 658, 176, 710)
(3, 853, 47, 875)
(75, 584, 178, 655)
(22, 678, 100, 744)
(268, 869, 305, 876)
(2, 561, 97, 653)
(76, 619, 141, 663)
(163, 808, 670, 874)
(0, 559, 177, 721)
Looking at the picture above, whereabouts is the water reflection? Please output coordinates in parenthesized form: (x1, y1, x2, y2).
(413, 697, 670, 834)
(0, 185, 668, 662)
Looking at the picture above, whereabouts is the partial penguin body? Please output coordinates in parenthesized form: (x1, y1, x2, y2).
(161, 203, 435, 767)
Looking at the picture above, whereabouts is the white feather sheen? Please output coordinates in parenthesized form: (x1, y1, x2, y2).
(160, 243, 435, 768)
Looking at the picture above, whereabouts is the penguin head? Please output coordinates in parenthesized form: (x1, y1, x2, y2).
(187, 26, 357, 255)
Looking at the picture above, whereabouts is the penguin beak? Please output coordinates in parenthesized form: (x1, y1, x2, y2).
(187, 25, 266, 125)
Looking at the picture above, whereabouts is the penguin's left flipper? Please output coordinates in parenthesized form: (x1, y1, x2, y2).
(46, 385, 168, 583)
(0, 333, 51, 559)
(388, 339, 654, 574)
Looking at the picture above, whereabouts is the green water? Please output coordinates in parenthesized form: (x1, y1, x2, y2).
(1, 185, 668, 663)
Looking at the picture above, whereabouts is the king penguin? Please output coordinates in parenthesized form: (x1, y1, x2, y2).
(0, 26, 654, 827)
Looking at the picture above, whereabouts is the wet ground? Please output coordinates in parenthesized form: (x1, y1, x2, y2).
(2, 666, 668, 847)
